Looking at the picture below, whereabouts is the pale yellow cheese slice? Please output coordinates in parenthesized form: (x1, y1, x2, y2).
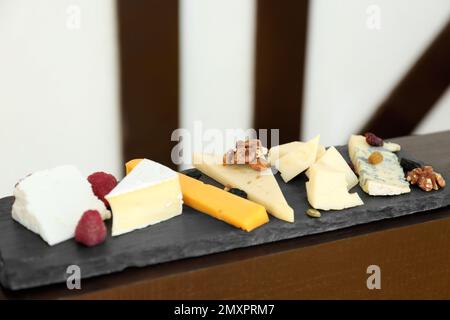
(193, 153, 294, 223)
(306, 168, 363, 211)
(272, 135, 320, 183)
(306, 146, 358, 190)
(269, 139, 325, 166)
(268, 141, 304, 161)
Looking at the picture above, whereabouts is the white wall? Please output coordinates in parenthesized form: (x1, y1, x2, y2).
(2, 0, 449, 198)
(179, 0, 256, 169)
(0, 0, 122, 197)
(303, 0, 450, 146)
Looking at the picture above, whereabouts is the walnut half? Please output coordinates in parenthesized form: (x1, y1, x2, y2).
(223, 139, 270, 171)
(406, 166, 446, 192)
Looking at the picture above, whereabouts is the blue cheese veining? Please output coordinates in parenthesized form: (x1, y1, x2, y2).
(348, 135, 410, 196)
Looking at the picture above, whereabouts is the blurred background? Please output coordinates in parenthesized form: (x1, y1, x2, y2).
(0, 0, 449, 197)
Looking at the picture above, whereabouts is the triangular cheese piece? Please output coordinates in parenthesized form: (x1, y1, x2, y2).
(106, 159, 183, 236)
(306, 168, 363, 211)
(193, 153, 294, 222)
(269, 139, 325, 166)
(306, 146, 358, 190)
(348, 135, 410, 195)
(273, 135, 320, 183)
(269, 141, 304, 161)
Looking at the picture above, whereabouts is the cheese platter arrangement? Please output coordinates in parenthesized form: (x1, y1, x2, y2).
(0, 132, 448, 291)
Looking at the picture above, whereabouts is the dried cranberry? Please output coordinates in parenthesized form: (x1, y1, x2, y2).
(365, 132, 384, 147)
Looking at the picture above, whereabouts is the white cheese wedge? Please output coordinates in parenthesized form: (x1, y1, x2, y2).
(348, 135, 410, 196)
(269, 140, 325, 165)
(12, 165, 111, 246)
(306, 168, 363, 211)
(106, 159, 183, 236)
(306, 146, 358, 190)
(272, 135, 320, 183)
(193, 153, 294, 222)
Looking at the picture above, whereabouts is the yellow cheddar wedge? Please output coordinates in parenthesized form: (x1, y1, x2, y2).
(178, 173, 269, 232)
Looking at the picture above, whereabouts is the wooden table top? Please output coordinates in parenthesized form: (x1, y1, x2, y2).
(1, 131, 450, 299)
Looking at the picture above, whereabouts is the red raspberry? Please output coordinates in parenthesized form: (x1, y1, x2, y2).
(75, 210, 107, 247)
(87, 172, 118, 208)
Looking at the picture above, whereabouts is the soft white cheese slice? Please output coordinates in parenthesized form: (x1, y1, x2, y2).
(269, 141, 304, 161)
(269, 139, 325, 165)
(271, 135, 320, 183)
(12, 165, 111, 246)
(306, 146, 358, 190)
(306, 168, 363, 211)
(106, 159, 183, 236)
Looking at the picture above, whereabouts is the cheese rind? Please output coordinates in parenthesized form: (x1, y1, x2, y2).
(348, 135, 410, 196)
(126, 159, 143, 175)
(306, 169, 363, 211)
(193, 153, 294, 222)
(306, 146, 358, 190)
(106, 159, 183, 236)
(12, 165, 111, 246)
(178, 174, 269, 231)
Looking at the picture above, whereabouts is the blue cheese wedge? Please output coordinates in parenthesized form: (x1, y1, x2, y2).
(348, 135, 410, 196)
(12, 165, 111, 246)
(106, 159, 183, 236)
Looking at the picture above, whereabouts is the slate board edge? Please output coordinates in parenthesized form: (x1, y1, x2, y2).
(1, 195, 450, 291)
(1, 145, 449, 291)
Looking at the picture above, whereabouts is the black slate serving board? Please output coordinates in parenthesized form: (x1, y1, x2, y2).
(0, 146, 449, 290)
